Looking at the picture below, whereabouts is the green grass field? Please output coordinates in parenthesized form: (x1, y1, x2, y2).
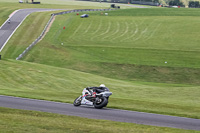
(1, 107, 199, 133)
(0, 1, 200, 132)
(1, 59, 200, 118)
(1, 7, 200, 117)
(3, 8, 199, 84)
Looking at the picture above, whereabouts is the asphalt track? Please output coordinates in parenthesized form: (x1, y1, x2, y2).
(0, 95, 200, 131)
(0, 8, 63, 52)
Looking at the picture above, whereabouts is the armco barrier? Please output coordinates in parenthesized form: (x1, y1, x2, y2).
(16, 8, 114, 60)
(16, 14, 55, 60)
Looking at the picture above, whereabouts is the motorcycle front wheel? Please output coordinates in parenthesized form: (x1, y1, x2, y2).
(94, 97, 108, 109)
(73, 96, 82, 106)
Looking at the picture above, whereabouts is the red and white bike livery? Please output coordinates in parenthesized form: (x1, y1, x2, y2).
(73, 87, 112, 109)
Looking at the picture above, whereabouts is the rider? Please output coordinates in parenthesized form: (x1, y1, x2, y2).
(86, 84, 109, 97)
(8, 19, 11, 24)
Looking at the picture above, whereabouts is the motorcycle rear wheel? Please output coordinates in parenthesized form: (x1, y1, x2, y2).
(73, 96, 81, 106)
(94, 97, 108, 109)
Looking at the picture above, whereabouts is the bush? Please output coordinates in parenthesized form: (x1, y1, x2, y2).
(169, 0, 184, 6)
(189, 1, 200, 8)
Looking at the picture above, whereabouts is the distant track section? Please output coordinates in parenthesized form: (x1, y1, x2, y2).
(0, 8, 62, 52)
(0, 95, 200, 131)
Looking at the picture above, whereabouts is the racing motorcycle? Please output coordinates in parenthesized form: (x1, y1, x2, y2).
(73, 87, 112, 109)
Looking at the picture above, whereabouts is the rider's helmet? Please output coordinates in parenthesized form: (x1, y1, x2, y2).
(99, 84, 105, 87)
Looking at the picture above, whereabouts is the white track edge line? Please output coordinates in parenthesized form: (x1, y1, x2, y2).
(0, 14, 29, 52)
(0, 10, 20, 29)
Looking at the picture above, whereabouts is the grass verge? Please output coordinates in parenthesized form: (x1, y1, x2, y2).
(0, 107, 199, 133)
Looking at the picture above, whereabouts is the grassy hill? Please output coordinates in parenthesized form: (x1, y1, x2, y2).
(1, 8, 200, 119)
(3, 8, 199, 85)
(0, 1, 200, 132)
(1, 59, 200, 119)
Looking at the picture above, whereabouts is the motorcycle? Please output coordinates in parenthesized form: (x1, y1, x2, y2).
(73, 87, 112, 109)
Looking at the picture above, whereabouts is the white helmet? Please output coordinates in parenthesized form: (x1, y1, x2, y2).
(100, 84, 105, 87)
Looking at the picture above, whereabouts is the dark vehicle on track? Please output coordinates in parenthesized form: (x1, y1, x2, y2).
(80, 14, 89, 18)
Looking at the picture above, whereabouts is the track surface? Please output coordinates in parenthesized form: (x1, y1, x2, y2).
(0, 8, 62, 52)
(0, 95, 200, 131)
